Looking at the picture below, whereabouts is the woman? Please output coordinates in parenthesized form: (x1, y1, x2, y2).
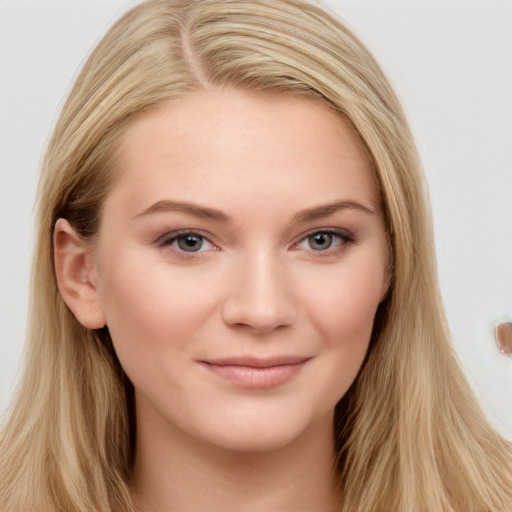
(1, 0, 510, 511)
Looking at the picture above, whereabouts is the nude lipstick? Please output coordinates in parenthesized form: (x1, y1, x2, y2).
(199, 355, 311, 389)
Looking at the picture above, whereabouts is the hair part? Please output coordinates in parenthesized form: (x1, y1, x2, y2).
(1, 1, 510, 511)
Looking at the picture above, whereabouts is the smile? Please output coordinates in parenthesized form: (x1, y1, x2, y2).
(199, 356, 312, 389)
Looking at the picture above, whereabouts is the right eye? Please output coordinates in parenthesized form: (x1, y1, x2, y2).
(158, 231, 216, 253)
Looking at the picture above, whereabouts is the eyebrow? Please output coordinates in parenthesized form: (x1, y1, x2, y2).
(134, 200, 229, 221)
(292, 200, 376, 223)
(134, 199, 376, 223)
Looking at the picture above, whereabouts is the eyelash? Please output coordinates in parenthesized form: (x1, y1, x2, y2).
(156, 228, 355, 256)
(293, 228, 355, 254)
(156, 230, 217, 254)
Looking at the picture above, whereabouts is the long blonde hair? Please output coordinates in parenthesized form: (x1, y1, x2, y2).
(1, 1, 510, 511)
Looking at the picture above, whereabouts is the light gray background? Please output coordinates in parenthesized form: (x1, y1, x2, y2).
(1, 0, 511, 439)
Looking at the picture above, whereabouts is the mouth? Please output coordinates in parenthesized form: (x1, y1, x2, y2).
(198, 355, 312, 389)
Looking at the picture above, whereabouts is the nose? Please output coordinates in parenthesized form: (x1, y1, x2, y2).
(221, 251, 297, 334)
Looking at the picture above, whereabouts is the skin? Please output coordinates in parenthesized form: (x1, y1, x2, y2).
(55, 89, 389, 511)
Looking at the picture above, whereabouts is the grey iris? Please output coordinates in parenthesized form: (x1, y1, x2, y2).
(308, 233, 333, 250)
(178, 235, 203, 252)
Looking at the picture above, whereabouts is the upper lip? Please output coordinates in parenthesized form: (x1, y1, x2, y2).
(201, 355, 312, 368)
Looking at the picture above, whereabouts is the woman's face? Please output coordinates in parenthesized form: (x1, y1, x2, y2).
(91, 89, 389, 452)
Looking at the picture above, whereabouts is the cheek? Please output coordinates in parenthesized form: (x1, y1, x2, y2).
(95, 245, 241, 400)
(304, 256, 386, 345)
(95, 252, 218, 379)
(303, 265, 384, 407)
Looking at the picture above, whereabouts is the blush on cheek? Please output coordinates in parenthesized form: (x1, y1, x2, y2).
(312, 277, 382, 346)
(100, 271, 208, 378)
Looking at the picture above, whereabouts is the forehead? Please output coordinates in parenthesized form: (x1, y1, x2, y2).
(107, 89, 379, 218)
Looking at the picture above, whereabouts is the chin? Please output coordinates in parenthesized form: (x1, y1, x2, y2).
(191, 406, 334, 455)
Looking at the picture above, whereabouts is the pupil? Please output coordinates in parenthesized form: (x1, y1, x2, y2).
(178, 235, 202, 252)
(310, 233, 332, 250)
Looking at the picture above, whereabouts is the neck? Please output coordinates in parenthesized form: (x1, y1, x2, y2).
(130, 410, 340, 512)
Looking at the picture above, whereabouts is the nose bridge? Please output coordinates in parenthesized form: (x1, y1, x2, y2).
(222, 246, 296, 332)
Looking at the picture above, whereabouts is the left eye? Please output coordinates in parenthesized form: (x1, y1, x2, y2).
(307, 232, 335, 250)
(297, 230, 351, 251)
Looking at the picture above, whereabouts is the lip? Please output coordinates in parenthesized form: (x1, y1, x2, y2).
(199, 355, 312, 389)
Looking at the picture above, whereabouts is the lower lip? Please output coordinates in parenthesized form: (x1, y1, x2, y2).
(200, 361, 309, 389)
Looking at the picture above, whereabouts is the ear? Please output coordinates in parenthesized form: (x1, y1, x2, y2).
(54, 218, 106, 329)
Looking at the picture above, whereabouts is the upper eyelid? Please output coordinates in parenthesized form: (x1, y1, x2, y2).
(292, 227, 354, 245)
(156, 229, 215, 244)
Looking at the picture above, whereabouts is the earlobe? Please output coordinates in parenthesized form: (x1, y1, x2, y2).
(53, 218, 106, 329)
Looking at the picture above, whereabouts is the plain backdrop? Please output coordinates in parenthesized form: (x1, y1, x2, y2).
(1, 0, 511, 439)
